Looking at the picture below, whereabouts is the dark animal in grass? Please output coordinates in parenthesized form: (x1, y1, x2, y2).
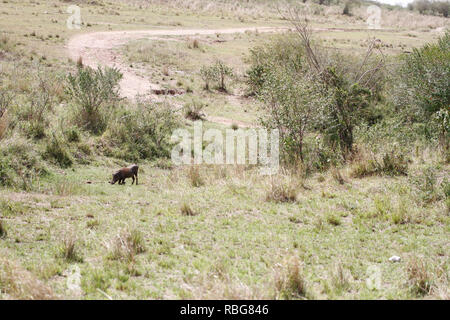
(110, 164, 139, 185)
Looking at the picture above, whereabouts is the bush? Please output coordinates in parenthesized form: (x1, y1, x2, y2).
(248, 29, 385, 163)
(351, 150, 408, 178)
(200, 65, 215, 91)
(109, 229, 146, 262)
(44, 134, 73, 168)
(105, 100, 180, 162)
(200, 60, 233, 92)
(409, 166, 443, 204)
(393, 32, 450, 151)
(66, 66, 122, 134)
(0, 85, 13, 140)
(266, 176, 299, 203)
(274, 257, 308, 300)
(408, 0, 449, 17)
(59, 236, 83, 262)
(64, 126, 80, 143)
(0, 220, 6, 239)
(407, 257, 433, 296)
(183, 98, 206, 120)
(188, 166, 204, 187)
(0, 136, 47, 189)
(246, 34, 304, 96)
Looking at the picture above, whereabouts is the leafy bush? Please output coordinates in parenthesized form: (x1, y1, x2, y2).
(66, 66, 122, 134)
(246, 34, 305, 96)
(20, 72, 55, 139)
(200, 65, 215, 91)
(249, 28, 385, 163)
(408, 0, 449, 17)
(183, 98, 206, 120)
(0, 85, 13, 140)
(394, 32, 449, 151)
(409, 166, 443, 204)
(0, 136, 47, 189)
(44, 134, 73, 168)
(200, 60, 233, 92)
(342, 1, 351, 15)
(105, 100, 180, 161)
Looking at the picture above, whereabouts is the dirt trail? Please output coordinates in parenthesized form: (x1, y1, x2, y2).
(67, 27, 286, 128)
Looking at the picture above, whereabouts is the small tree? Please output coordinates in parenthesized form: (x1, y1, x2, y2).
(213, 60, 233, 92)
(66, 66, 122, 134)
(200, 60, 233, 92)
(259, 69, 323, 163)
(282, 8, 385, 158)
(200, 65, 215, 91)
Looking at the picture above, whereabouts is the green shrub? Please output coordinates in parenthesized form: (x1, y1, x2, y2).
(199, 65, 215, 91)
(200, 60, 233, 92)
(0, 136, 47, 189)
(342, 1, 351, 15)
(64, 126, 80, 142)
(66, 66, 122, 134)
(393, 32, 450, 150)
(12, 70, 57, 140)
(248, 30, 385, 162)
(105, 100, 180, 161)
(410, 166, 442, 204)
(183, 98, 206, 120)
(44, 134, 73, 168)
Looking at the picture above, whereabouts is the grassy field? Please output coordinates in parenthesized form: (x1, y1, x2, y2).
(1, 157, 448, 299)
(0, 0, 449, 300)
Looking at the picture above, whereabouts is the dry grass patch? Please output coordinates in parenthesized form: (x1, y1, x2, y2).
(350, 151, 408, 178)
(180, 202, 197, 216)
(406, 257, 434, 296)
(274, 257, 309, 300)
(265, 175, 301, 203)
(188, 165, 205, 187)
(109, 229, 146, 262)
(0, 250, 54, 300)
(330, 262, 351, 294)
(331, 166, 346, 185)
(59, 235, 83, 263)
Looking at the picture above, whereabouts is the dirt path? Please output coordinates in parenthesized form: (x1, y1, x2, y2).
(67, 27, 286, 128)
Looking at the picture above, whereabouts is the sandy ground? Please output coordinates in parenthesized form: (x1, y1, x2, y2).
(67, 27, 286, 127)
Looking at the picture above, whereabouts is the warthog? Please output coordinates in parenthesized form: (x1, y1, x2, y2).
(110, 164, 139, 185)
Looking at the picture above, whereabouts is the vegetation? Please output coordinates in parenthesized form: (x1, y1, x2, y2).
(200, 60, 233, 92)
(408, 0, 450, 17)
(0, 0, 448, 300)
(66, 66, 122, 134)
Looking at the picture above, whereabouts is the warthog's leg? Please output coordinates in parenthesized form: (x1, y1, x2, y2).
(131, 176, 135, 185)
(135, 173, 138, 185)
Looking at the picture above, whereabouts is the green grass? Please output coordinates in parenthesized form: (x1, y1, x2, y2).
(0, 160, 448, 299)
(0, 0, 448, 300)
